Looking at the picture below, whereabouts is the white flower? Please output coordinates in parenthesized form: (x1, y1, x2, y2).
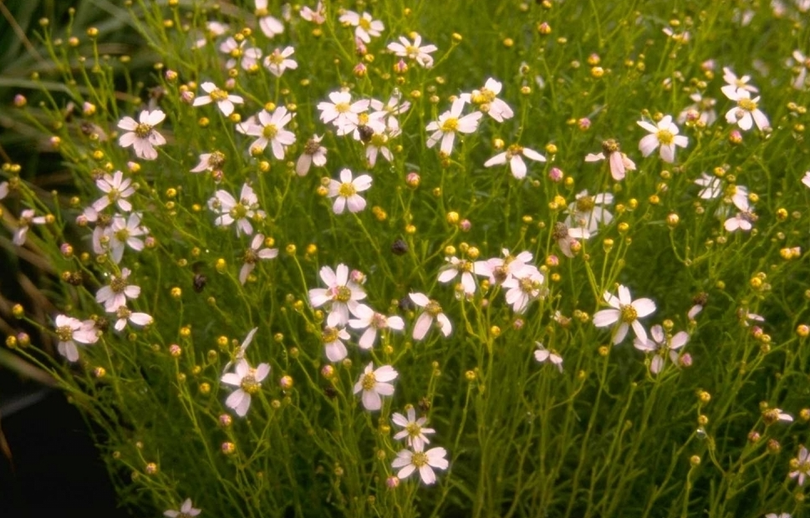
(502, 265, 545, 314)
(223, 327, 259, 374)
(164, 498, 201, 518)
(534, 342, 563, 372)
(353, 362, 397, 411)
(592, 285, 656, 344)
(803, 171, 810, 188)
(438, 256, 477, 295)
(109, 212, 148, 264)
(460, 78, 514, 122)
(92, 171, 135, 212)
(239, 234, 278, 284)
(584, 139, 636, 181)
(254, 0, 284, 38)
(792, 49, 809, 89)
(193, 82, 244, 117)
(300, 2, 325, 24)
(190, 151, 226, 173)
(720, 66, 759, 99)
(633, 324, 688, 374)
(327, 169, 372, 214)
(426, 99, 482, 156)
(552, 222, 589, 258)
(637, 115, 688, 163)
(387, 34, 437, 68)
(392, 407, 436, 451)
(484, 144, 545, 180)
(322, 325, 351, 362)
(317, 91, 370, 134)
(96, 268, 140, 312)
(221, 359, 270, 417)
(724, 88, 769, 131)
(789, 446, 809, 486)
(725, 184, 750, 211)
(308, 264, 366, 327)
(677, 92, 717, 126)
(339, 11, 384, 43)
(54, 315, 98, 362)
(208, 183, 265, 237)
(237, 107, 296, 159)
(391, 443, 448, 485)
(348, 304, 404, 349)
(473, 249, 533, 285)
(192, 21, 228, 49)
(118, 109, 166, 161)
(370, 90, 410, 129)
(365, 125, 399, 167)
(219, 37, 262, 70)
(263, 46, 297, 77)
(694, 172, 722, 199)
(112, 305, 153, 332)
(724, 210, 756, 232)
(564, 190, 613, 234)
(409, 292, 452, 340)
(13, 209, 47, 246)
(296, 135, 327, 176)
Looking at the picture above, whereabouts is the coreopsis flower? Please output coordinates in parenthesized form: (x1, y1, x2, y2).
(584, 139, 636, 181)
(803, 171, 810, 188)
(426, 99, 483, 156)
(677, 92, 717, 126)
(409, 292, 452, 340)
(720, 66, 759, 99)
(438, 256, 476, 295)
(392, 406, 436, 450)
(365, 126, 399, 167)
(593, 285, 656, 344)
(109, 212, 148, 264)
(725, 184, 750, 211)
(237, 107, 296, 159)
(317, 91, 370, 134)
(327, 168, 372, 214)
(339, 11, 384, 43)
(789, 445, 809, 486)
(208, 183, 265, 237)
(534, 342, 563, 372)
(694, 172, 722, 199)
(263, 46, 297, 77)
(637, 115, 688, 163)
(370, 90, 410, 129)
(300, 1, 325, 24)
(473, 248, 533, 286)
(348, 303, 405, 349)
(117, 109, 166, 160)
(792, 49, 809, 89)
(96, 268, 140, 312)
(633, 324, 688, 375)
(391, 443, 449, 485)
(112, 305, 153, 332)
(164, 498, 201, 518)
(724, 210, 756, 232)
(763, 407, 794, 424)
(552, 221, 589, 258)
(239, 233, 278, 284)
(193, 82, 244, 117)
(221, 359, 270, 417)
(92, 171, 135, 213)
(484, 144, 545, 180)
(387, 34, 438, 68)
(223, 327, 258, 374)
(564, 190, 613, 234)
(308, 264, 367, 327)
(353, 362, 398, 411)
(254, 0, 284, 37)
(54, 314, 98, 362)
(192, 20, 229, 49)
(502, 265, 545, 314)
(219, 37, 262, 70)
(724, 89, 769, 131)
(460, 78, 514, 122)
(296, 135, 327, 176)
(13, 209, 47, 246)
(190, 151, 225, 174)
(322, 325, 351, 362)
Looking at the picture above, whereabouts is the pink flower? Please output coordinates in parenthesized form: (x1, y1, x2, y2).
(118, 109, 166, 160)
(592, 285, 656, 344)
(353, 362, 398, 411)
(327, 169, 372, 214)
(637, 115, 688, 163)
(409, 292, 452, 340)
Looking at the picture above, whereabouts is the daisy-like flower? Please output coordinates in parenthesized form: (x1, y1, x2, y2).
(353, 362, 398, 411)
(637, 115, 688, 163)
(460, 78, 514, 122)
(534, 342, 563, 372)
(552, 221, 589, 258)
(208, 183, 265, 237)
(791, 49, 809, 89)
(339, 11, 384, 43)
(763, 407, 794, 425)
(593, 285, 656, 344)
(564, 190, 614, 234)
(219, 37, 262, 70)
(317, 91, 370, 133)
(387, 34, 438, 68)
(724, 210, 757, 232)
(724, 184, 750, 211)
(426, 99, 483, 156)
(263, 46, 297, 77)
(190, 151, 226, 174)
(694, 172, 723, 199)
(54, 314, 98, 362)
(117, 109, 166, 160)
(327, 168, 372, 215)
(193, 82, 244, 117)
(633, 324, 688, 375)
(239, 233, 278, 284)
(254, 0, 284, 38)
(296, 135, 327, 176)
(109, 212, 148, 264)
(584, 139, 636, 181)
(95, 268, 140, 312)
(223, 327, 259, 374)
(803, 171, 810, 188)
(300, 1, 326, 24)
(112, 305, 153, 332)
(391, 443, 449, 485)
(473, 248, 533, 286)
(221, 359, 270, 417)
(484, 144, 546, 180)
(237, 107, 296, 159)
(438, 256, 477, 295)
(164, 498, 201, 518)
(721, 66, 759, 99)
(192, 20, 229, 49)
(348, 304, 404, 349)
(789, 445, 809, 486)
(409, 292, 452, 340)
(92, 171, 135, 212)
(370, 90, 411, 129)
(365, 125, 399, 167)
(392, 406, 436, 451)
(724, 89, 769, 131)
(677, 92, 717, 126)
(13, 209, 47, 246)
(308, 264, 367, 327)
(322, 326, 351, 362)
(502, 265, 545, 314)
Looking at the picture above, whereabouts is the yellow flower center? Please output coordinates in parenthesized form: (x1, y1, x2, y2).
(210, 89, 229, 102)
(656, 129, 674, 145)
(440, 117, 459, 133)
(738, 98, 757, 112)
(338, 182, 356, 198)
(116, 306, 132, 319)
(334, 285, 352, 302)
(255, 8, 269, 16)
(335, 102, 351, 113)
(359, 18, 371, 30)
(304, 139, 322, 154)
(576, 196, 595, 213)
(56, 325, 74, 342)
(322, 327, 338, 343)
(240, 374, 261, 394)
(620, 304, 638, 323)
(262, 124, 278, 139)
(411, 451, 428, 467)
(134, 123, 152, 138)
(426, 300, 442, 316)
(370, 133, 388, 147)
(230, 204, 248, 219)
(114, 227, 130, 242)
(110, 276, 127, 293)
(208, 151, 225, 168)
(243, 248, 258, 264)
(519, 277, 536, 294)
(406, 422, 422, 438)
(361, 372, 377, 390)
(405, 45, 418, 57)
(602, 139, 620, 153)
(506, 144, 524, 158)
(269, 52, 284, 66)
